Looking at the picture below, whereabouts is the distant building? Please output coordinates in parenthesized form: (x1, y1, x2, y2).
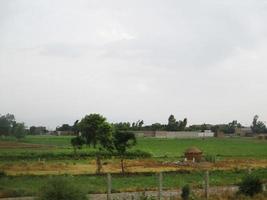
(236, 127, 253, 136)
(56, 131, 76, 136)
(29, 126, 47, 135)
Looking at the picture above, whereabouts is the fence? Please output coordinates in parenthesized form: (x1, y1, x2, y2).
(106, 171, 218, 200)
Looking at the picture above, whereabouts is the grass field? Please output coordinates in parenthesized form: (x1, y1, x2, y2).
(1, 136, 267, 198)
(1, 136, 267, 159)
(1, 169, 267, 197)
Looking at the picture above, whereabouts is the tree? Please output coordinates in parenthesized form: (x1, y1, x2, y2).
(131, 120, 144, 131)
(78, 114, 113, 173)
(56, 124, 72, 131)
(113, 130, 137, 173)
(167, 114, 178, 131)
(0, 113, 15, 136)
(179, 118, 187, 131)
(72, 120, 79, 134)
(112, 122, 131, 131)
(150, 123, 164, 131)
(71, 136, 85, 156)
(251, 115, 266, 133)
(12, 122, 27, 139)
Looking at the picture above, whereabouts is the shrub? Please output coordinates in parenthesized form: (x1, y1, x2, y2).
(0, 170, 7, 178)
(38, 177, 87, 200)
(238, 175, 263, 197)
(181, 184, 190, 200)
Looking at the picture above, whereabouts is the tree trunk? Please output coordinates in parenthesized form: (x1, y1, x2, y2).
(73, 147, 77, 157)
(96, 155, 102, 174)
(120, 158, 125, 174)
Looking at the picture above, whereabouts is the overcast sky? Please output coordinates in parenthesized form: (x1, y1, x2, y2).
(1, 0, 267, 129)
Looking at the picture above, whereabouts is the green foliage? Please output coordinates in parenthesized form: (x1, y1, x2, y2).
(238, 175, 263, 197)
(251, 115, 266, 134)
(78, 114, 113, 149)
(38, 177, 87, 200)
(71, 136, 85, 149)
(0, 113, 15, 136)
(181, 184, 190, 200)
(1, 169, 267, 198)
(166, 114, 187, 131)
(113, 130, 137, 173)
(12, 122, 27, 139)
(0, 170, 7, 178)
(113, 131, 137, 155)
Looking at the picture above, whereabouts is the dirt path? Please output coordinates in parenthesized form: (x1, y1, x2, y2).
(0, 186, 238, 200)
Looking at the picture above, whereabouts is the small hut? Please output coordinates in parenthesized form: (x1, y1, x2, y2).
(184, 147, 203, 162)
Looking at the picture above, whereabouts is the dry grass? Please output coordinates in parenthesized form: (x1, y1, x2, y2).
(1, 159, 267, 175)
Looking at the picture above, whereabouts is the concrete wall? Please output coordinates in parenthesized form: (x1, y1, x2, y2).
(134, 131, 214, 138)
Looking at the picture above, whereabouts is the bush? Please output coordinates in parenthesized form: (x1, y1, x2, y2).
(238, 175, 263, 197)
(0, 170, 6, 178)
(38, 177, 87, 200)
(181, 184, 190, 200)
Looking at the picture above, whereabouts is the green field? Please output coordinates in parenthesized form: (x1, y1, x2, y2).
(1, 136, 267, 159)
(1, 136, 267, 197)
(1, 169, 267, 197)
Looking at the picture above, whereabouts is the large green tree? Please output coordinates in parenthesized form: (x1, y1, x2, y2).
(0, 114, 15, 136)
(12, 122, 27, 139)
(78, 114, 113, 173)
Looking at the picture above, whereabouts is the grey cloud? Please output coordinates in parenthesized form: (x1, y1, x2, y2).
(1, 0, 267, 128)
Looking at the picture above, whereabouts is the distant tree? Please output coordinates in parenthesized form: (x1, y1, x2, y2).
(131, 120, 144, 131)
(112, 122, 131, 131)
(251, 115, 266, 133)
(56, 124, 72, 131)
(150, 123, 164, 131)
(71, 136, 85, 156)
(12, 122, 27, 139)
(179, 118, 187, 131)
(0, 113, 15, 136)
(72, 120, 79, 135)
(113, 131, 137, 173)
(167, 114, 178, 131)
(78, 114, 113, 173)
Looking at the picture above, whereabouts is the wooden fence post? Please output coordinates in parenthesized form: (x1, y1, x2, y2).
(158, 172, 163, 200)
(107, 173, 112, 200)
(204, 171, 209, 200)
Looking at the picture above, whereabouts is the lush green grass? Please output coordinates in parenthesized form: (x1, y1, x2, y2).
(1, 136, 267, 160)
(134, 137, 267, 158)
(1, 169, 267, 197)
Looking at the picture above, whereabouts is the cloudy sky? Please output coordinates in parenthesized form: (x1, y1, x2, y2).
(1, 0, 267, 129)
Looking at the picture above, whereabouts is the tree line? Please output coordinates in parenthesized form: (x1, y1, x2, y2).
(0, 114, 27, 139)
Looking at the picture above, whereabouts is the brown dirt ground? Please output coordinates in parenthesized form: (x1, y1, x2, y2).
(1, 159, 267, 175)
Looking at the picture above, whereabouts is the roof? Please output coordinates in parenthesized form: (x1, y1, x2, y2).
(185, 147, 202, 153)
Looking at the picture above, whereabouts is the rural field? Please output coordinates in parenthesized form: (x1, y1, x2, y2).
(0, 135, 267, 198)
